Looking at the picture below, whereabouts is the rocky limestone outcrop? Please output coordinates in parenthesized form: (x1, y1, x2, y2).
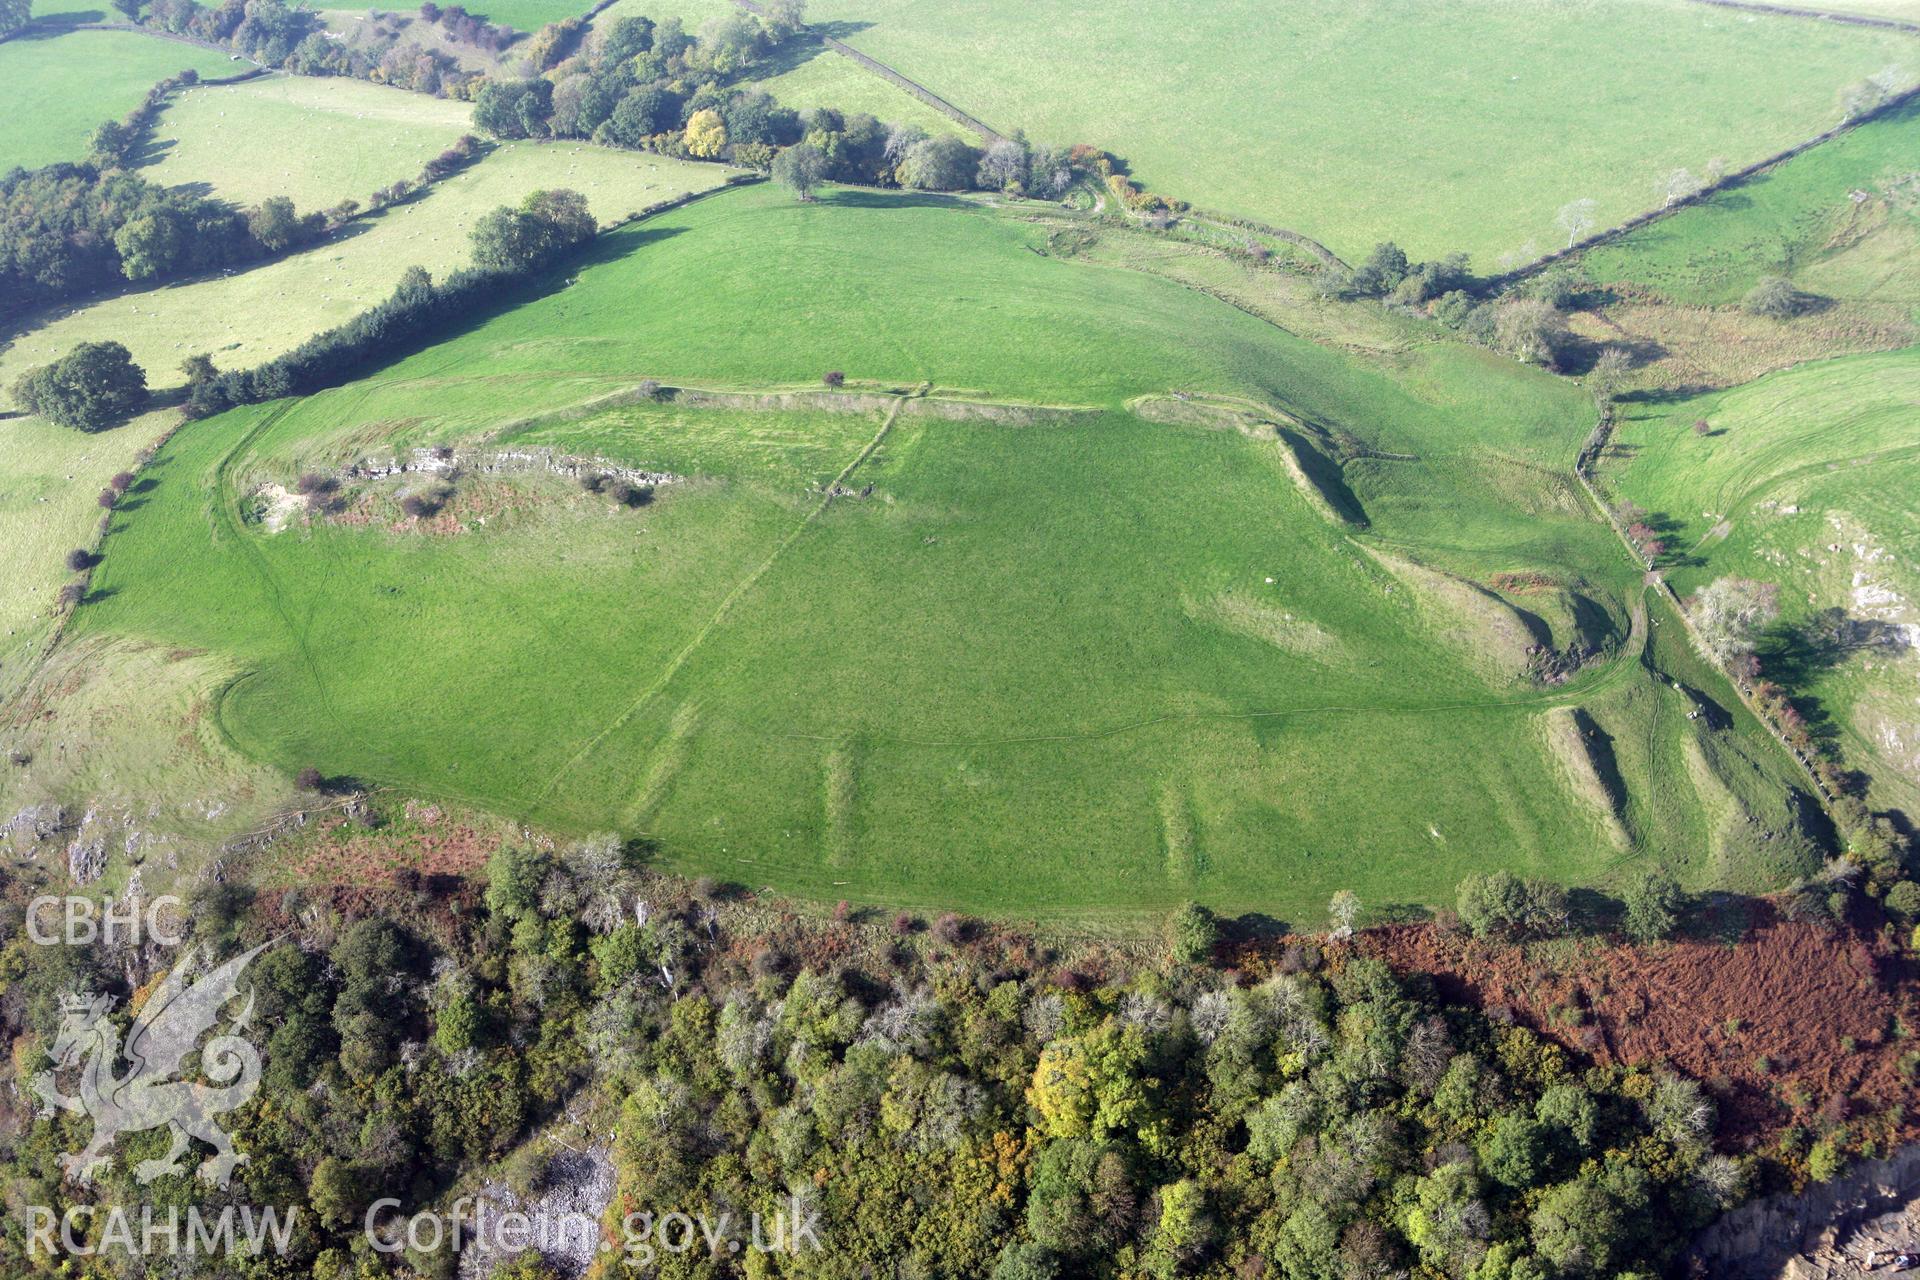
(455, 1145, 615, 1279)
(1689, 1146, 1920, 1278)
(346, 446, 680, 490)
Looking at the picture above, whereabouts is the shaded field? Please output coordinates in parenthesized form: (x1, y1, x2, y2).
(0, 28, 235, 171)
(40, 186, 1820, 917)
(800, 0, 1916, 264)
(1601, 348, 1920, 812)
(142, 74, 475, 210)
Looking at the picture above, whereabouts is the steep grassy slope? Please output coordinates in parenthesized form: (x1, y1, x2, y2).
(1582, 98, 1920, 308)
(1602, 348, 1920, 814)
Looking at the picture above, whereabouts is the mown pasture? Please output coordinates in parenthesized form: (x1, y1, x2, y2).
(0, 29, 235, 171)
(1601, 348, 1920, 815)
(142, 74, 475, 210)
(800, 0, 1915, 265)
(40, 185, 1819, 919)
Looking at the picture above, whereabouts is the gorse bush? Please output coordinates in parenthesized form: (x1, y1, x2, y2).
(1457, 870, 1570, 941)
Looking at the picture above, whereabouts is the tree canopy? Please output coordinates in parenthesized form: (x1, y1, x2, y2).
(12, 341, 148, 431)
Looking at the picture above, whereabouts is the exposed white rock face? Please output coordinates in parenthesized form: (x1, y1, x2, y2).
(1689, 1144, 1920, 1278)
(454, 1145, 616, 1280)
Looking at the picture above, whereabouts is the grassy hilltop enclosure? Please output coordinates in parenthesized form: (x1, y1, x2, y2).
(0, 30, 235, 172)
(1601, 348, 1920, 816)
(10, 8, 1920, 1265)
(33, 185, 1820, 919)
(801, 0, 1916, 263)
(142, 74, 476, 210)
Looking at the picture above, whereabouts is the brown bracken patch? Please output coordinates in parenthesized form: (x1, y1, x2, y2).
(1348, 906, 1917, 1152)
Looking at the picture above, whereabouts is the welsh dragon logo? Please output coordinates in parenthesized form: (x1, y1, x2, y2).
(32, 943, 268, 1187)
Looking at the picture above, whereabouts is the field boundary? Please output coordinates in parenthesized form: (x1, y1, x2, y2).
(1683, 0, 1920, 33)
(729, 0, 1005, 144)
(1170, 209, 1347, 270)
(1570, 411, 1841, 818)
(56, 19, 263, 62)
(1490, 83, 1920, 287)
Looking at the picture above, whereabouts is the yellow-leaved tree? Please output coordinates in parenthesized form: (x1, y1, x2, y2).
(684, 109, 729, 158)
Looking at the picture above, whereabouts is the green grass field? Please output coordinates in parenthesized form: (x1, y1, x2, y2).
(0, 145, 735, 709)
(0, 29, 236, 171)
(142, 74, 475, 211)
(0, 409, 176, 702)
(41, 185, 1819, 919)
(1582, 98, 1920, 308)
(1, 144, 740, 399)
(799, 0, 1915, 265)
(581, 0, 744, 36)
(1602, 348, 1920, 815)
(754, 46, 967, 137)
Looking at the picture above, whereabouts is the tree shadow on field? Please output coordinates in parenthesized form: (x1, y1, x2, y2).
(1567, 887, 1620, 935)
(754, 22, 874, 78)
(1641, 509, 1702, 570)
(16, 11, 108, 36)
(1756, 610, 1911, 752)
(1615, 384, 1718, 407)
(1221, 911, 1291, 944)
(132, 134, 182, 172)
(247, 223, 689, 390)
(817, 189, 977, 213)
